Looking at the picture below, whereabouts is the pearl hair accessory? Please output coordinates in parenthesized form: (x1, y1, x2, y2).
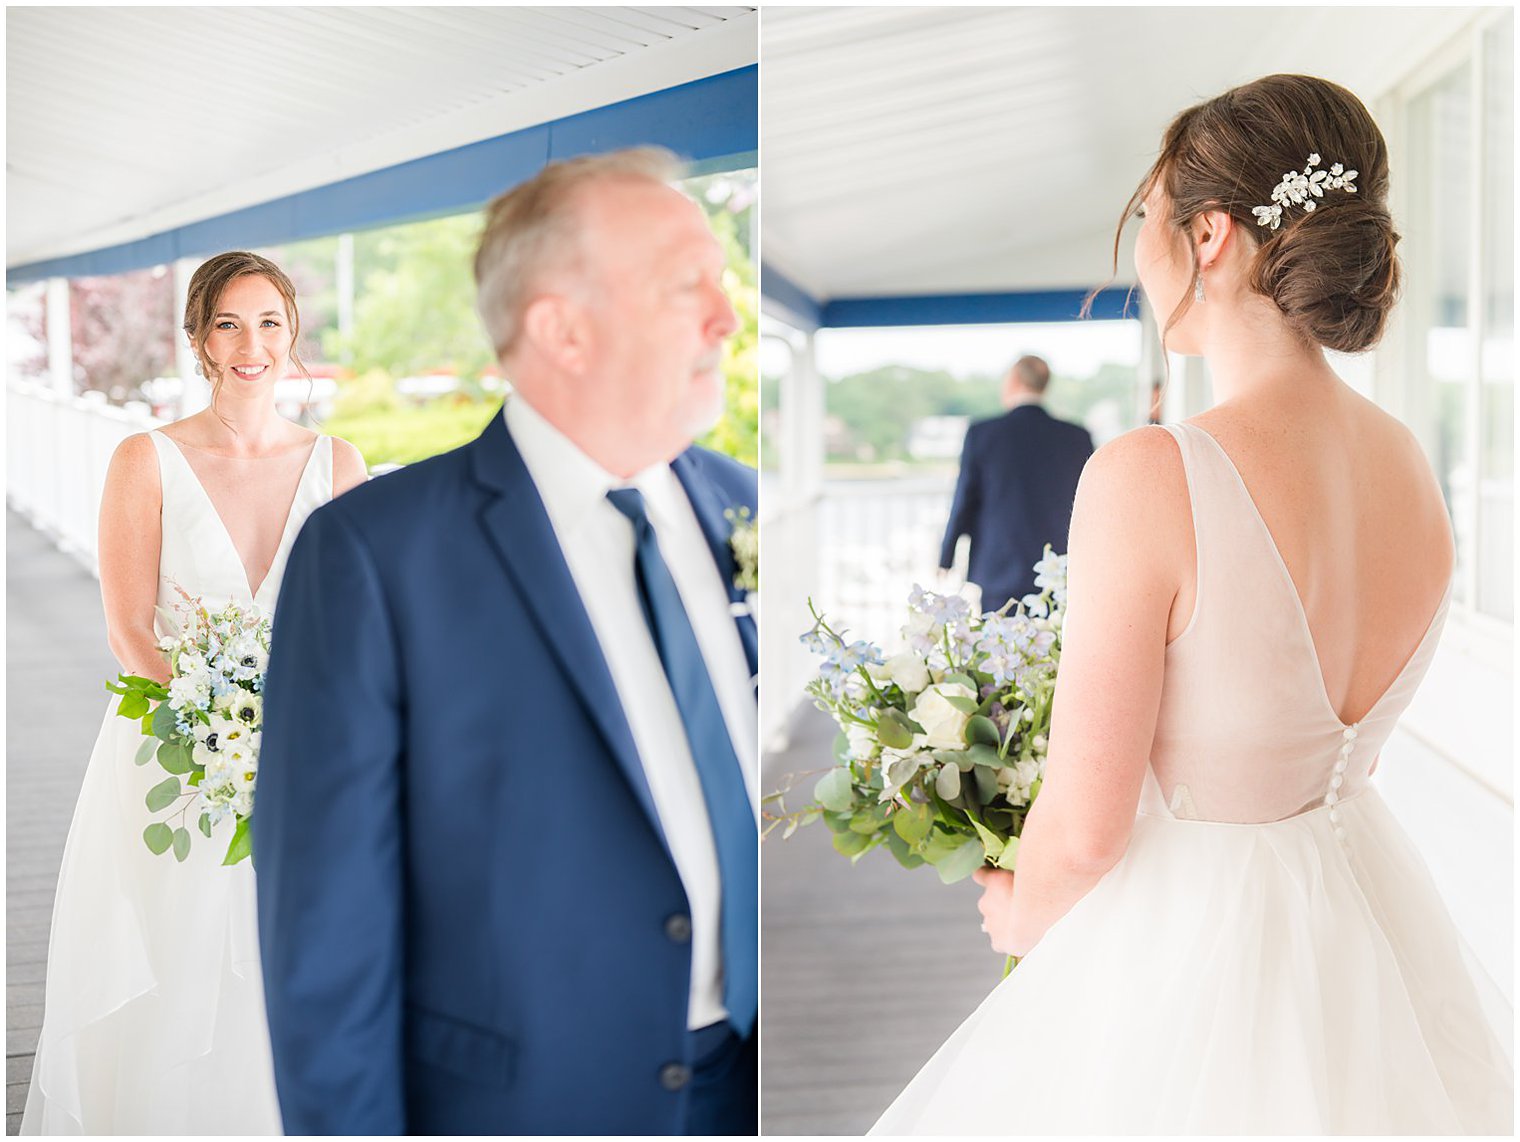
(1251, 153, 1358, 232)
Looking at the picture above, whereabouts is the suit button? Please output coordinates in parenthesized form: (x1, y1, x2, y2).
(660, 1062, 691, 1091)
(665, 913, 692, 943)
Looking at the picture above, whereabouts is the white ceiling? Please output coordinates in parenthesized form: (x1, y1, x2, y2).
(761, 5, 1479, 303)
(7, 6, 756, 268)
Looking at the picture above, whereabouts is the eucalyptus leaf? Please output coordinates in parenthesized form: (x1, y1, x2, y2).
(934, 762, 961, 801)
(172, 827, 191, 862)
(943, 694, 980, 715)
(973, 765, 1000, 803)
(965, 715, 1001, 747)
(222, 817, 253, 866)
(933, 837, 986, 884)
(198, 811, 213, 838)
(150, 700, 178, 743)
(831, 730, 851, 765)
(157, 741, 193, 776)
(813, 767, 854, 813)
(832, 829, 872, 858)
(942, 672, 978, 691)
(145, 775, 181, 813)
(968, 743, 1006, 769)
(891, 801, 933, 846)
(133, 738, 158, 767)
(143, 822, 173, 855)
(885, 830, 926, 870)
(875, 710, 914, 750)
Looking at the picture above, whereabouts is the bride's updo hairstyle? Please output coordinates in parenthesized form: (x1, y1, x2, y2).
(182, 251, 310, 399)
(1118, 74, 1400, 353)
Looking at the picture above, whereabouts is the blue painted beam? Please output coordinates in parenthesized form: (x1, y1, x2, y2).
(8, 65, 758, 286)
(819, 287, 1138, 327)
(758, 262, 823, 332)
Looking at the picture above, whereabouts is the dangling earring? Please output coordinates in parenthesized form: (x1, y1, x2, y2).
(1194, 270, 1206, 303)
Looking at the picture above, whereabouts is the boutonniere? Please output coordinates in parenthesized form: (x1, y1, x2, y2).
(724, 506, 758, 608)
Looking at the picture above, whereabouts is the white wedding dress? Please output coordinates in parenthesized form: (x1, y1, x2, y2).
(873, 422, 1513, 1135)
(21, 430, 334, 1135)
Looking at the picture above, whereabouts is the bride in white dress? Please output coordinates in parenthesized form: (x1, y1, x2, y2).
(21, 253, 367, 1134)
(874, 75, 1512, 1134)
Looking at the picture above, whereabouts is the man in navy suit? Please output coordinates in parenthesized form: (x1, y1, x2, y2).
(939, 355, 1094, 613)
(255, 148, 758, 1135)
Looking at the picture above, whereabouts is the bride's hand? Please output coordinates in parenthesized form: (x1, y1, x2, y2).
(972, 867, 1018, 955)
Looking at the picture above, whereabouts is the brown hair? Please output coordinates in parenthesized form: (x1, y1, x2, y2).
(1103, 74, 1400, 355)
(472, 146, 683, 359)
(182, 251, 309, 410)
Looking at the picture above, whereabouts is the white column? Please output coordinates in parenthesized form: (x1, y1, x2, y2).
(336, 233, 355, 361)
(46, 277, 73, 398)
(174, 257, 209, 417)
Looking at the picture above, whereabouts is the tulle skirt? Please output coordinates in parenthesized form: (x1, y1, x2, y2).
(871, 788, 1513, 1135)
(21, 699, 282, 1135)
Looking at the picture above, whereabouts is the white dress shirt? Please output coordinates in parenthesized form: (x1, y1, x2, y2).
(503, 397, 757, 1030)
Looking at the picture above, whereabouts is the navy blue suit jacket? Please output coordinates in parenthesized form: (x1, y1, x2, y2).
(254, 407, 757, 1135)
(939, 404, 1094, 612)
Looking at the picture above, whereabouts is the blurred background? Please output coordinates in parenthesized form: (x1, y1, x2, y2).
(757, 6, 1513, 1134)
(5, 7, 756, 1133)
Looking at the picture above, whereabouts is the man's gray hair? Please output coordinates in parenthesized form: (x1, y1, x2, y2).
(473, 146, 684, 359)
(1011, 354, 1052, 394)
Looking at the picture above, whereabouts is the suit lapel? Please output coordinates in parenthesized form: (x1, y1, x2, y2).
(669, 452, 758, 682)
(469, 412, 667, 847)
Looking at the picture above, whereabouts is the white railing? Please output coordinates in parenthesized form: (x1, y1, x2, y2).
(7, 381, 165, 575)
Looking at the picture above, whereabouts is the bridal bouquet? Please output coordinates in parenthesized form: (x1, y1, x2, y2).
(106, 587, 270, 865)
(764, 548, 1067, 885)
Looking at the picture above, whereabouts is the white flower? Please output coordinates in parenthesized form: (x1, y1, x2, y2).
(228, 692, 262, 730)
(877, 746, 928, 803)
(167, 671, 211, 713)
(881, 650, 931, 694)
(845, 723, 880, 761)
(912, 682, 977, 750)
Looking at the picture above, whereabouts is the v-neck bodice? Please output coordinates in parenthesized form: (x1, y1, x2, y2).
(149, 430, 332, 629)
(1142, 421, 1453, 824)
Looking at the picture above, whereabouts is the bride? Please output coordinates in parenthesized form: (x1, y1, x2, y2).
(21, 252, 367, 1134)
(873, 74, 1512, 1134)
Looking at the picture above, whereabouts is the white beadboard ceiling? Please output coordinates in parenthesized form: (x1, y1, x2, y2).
(7, 6, 756, 267)
(762, 5, 1479, 303)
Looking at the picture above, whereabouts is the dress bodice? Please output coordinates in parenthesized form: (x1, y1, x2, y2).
(1142, 421, 1452, 825)
(148, 431, 332, 633)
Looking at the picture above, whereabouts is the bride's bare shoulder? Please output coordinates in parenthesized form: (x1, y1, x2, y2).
(329, 436, 369, 497)
(1071, 424, 1192, 567)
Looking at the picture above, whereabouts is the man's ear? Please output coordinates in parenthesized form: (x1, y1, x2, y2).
(1192, 208, 1235, 272)
(520, 294, 591, 376)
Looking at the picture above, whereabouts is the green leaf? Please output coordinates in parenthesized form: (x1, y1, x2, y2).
(831, 829, 872, 858)
(996, 834, 1022, 870)
(198, 811, 213, 838)
(943, 694, 980, 715)
(150, 700, 179, 742)
(145, 775, 181, 813)
(966, 715, 1001, 747)
(875, 710, 915, 750)
(133, 738, 158, 767)
(934, 762, 961, 801)
(172, 827, 191, 862)
(813, 767, 854, 813)
(973, 765, 1001, 804)
(1028, 777, 1043, 802)
(118, 691, 149, 720)
(222, 817, 253, 866)
(967, 814, 1007, 861)
(156, 741, 193, 775)
(942, 672, 978, 691)
(884, 829, 926, 870)
(891, 801, 933, 845)
(933, 837, 986, 884)
(143, 822, 173, 855)
(831, 730, 852, 765)
(967, 743, 1004, 769)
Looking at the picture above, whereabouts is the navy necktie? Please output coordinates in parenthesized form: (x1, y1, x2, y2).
(606, 487, 757, 1037)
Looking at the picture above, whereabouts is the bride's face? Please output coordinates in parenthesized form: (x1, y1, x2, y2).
(1133, 184, 1202, 354)
(202, 274, 294, 387)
